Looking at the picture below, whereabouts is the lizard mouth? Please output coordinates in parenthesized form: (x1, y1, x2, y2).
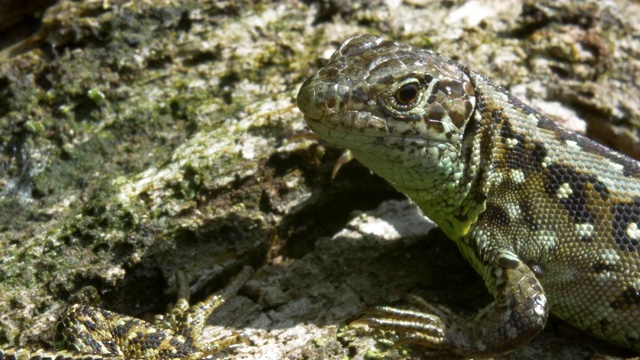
(304, 111, 450, 155)
(305, 110, 389, 138)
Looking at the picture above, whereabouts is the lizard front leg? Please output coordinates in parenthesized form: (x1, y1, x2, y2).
(355, 239, 548, 357)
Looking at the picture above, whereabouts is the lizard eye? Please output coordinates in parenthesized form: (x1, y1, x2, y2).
(394, 83, 420, 105)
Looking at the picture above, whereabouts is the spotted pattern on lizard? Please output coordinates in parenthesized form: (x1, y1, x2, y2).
(297, 34, 640, 356)
(0, 266, 253, 360)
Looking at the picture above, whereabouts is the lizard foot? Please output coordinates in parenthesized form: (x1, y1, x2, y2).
(351, 293, 465, 353)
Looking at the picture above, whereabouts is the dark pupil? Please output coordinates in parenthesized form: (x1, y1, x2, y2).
(395, 83, 419, 105)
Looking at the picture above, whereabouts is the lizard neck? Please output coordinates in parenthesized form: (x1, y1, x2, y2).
(350, 114, 488, 241)
(405, 108, 489, 241)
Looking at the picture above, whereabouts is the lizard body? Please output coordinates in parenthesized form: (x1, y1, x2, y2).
(0, 267, 252, 360)
(297, 34, 640, 356)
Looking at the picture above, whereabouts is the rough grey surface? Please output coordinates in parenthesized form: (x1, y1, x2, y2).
(0, 0, 639, 359)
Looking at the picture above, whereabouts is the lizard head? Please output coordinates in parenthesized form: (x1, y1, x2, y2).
(297, 34, 476, 196)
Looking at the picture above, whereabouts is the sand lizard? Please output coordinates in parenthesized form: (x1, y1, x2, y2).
(297, 34, 640, 356)
(0, 266, 252, 360)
